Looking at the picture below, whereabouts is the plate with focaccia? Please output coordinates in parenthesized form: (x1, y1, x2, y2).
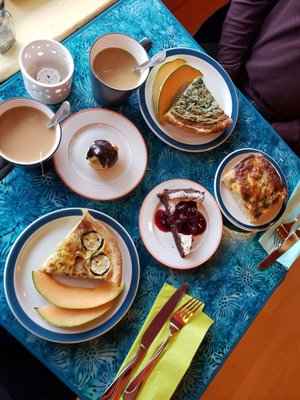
(4, 208, 140, 343)
(214, 148, 288, 231)
(139, 179, 223, 269)
(138, 48, 238, 152)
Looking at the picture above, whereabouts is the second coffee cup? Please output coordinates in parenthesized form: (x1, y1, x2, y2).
(89, 33, 151, 108)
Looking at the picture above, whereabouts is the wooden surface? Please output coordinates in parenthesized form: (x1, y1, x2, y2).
(201, 257, 300, 400)
(162, 0, 229, 35)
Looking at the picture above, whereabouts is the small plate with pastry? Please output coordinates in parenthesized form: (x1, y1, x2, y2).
(53, 108, 147, 200)
(139, 179, 223, 269)
(4, 208, 140, 343)
(138, 47, 238, 152)
(214, 148, 288, 231)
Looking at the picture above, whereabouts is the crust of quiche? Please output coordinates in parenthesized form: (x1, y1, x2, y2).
(222, 154, 287, 223)
(39, 210, 122, 286)
(162, 77, 233, 135)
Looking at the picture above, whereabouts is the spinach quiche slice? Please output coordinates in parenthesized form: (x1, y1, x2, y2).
(222, 154, 287, 223)
(163, 76, 233, 135)
(39, 210, 122, 286)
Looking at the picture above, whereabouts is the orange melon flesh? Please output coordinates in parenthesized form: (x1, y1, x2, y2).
(157, 64, 203, 123)
(35, 302, 113, 328)
(32, 270, 124, 309)
(152, 58, 187, 113)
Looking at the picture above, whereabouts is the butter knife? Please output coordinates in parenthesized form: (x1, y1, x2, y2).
(100, 283, 189, 400)
(258, 227, 300, 270)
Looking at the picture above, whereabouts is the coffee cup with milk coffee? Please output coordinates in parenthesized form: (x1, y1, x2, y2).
(89, 33, 152, 108)
(0, 98, 62, 168)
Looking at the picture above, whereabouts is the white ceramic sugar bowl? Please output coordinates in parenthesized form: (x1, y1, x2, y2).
(19, 39, 74, 104)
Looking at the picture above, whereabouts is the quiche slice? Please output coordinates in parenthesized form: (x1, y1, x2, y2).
(39, 210, 122, 286)
(222, 154, 287, 223)
(163, 76, 233, 135)
(157, 188, 206, 258)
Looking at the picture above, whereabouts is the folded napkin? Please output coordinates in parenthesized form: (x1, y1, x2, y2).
(118, 283, 213, 400)
(259, 179, 300, 269)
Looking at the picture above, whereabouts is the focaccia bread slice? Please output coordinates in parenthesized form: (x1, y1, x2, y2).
(39, 210, 122, 286)
(157, 188, 205, 258)
(222, 154, 287, 223)
(163, 77, 233, 135)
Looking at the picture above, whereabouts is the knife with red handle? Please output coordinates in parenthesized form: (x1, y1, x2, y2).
(258, 228, 300, 270)
(99, 283, 189, 400)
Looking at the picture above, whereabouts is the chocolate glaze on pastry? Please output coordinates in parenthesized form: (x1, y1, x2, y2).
(86, 140, 119, 170)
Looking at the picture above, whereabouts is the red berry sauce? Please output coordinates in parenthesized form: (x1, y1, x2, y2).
(155, 200, 206, 235)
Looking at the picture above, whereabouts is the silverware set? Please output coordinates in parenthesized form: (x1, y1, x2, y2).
(258, 214, 300, 270)
(100, 283, 202, 400)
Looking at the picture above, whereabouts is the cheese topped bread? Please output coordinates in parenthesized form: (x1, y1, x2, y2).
(222, 154, 287, 223)
(39, 210, 122, 286)
(163, 76, 232, 135)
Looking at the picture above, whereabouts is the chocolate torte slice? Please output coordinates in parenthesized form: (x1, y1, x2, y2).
(157, 188, 205, 258)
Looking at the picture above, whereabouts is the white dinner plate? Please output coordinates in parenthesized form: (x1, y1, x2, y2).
(4, 208, 140, 343)
(214, 148, 287, 231)
(139, 179, 223, 269)
(138, 48, 239, 152)
(53, 108, 147, 200)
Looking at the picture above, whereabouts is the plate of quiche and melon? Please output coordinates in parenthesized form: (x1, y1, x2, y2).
(138, 47, 239, 152)
(4, 208, 140, 343)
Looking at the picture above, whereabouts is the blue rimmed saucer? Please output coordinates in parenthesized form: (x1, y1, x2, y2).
(138, 47, 239, 152)
(4, 208, 140, 343)
(214, 148, 287, 231)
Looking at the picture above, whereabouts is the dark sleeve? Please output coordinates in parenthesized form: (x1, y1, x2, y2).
(271, 120, 300, 157)
(217, 0, 278, 81)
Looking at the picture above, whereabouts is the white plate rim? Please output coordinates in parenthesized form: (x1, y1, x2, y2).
(138, 47, 239, 152)
(139, 178, 223, 269)
(53, 108, 148, 200)
(214, 148, 288, 232)
(4, 208, 140, 343)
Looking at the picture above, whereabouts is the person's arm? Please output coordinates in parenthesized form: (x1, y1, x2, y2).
(271, 120, 300, 157)
(217, 0, 277, 81)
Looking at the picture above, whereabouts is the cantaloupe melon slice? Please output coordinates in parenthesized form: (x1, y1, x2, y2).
(35, 302, 113, 328)
(32, 270, 124, 309)
(152, 58, 187, 113)
(157, 64, 203, 123)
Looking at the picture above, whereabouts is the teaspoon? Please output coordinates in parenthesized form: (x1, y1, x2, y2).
(47, 101, 71, 128)
(132, 50, 166, 72)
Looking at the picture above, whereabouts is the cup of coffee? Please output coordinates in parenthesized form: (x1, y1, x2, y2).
(89, 33, 152, 108)
(0, 98, 62, 168)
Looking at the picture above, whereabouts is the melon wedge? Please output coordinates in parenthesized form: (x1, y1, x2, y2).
(32, 270, 124, 309)
(157, 64, 203, 123)
(35, 302, 113, 328)
(152, 58, 187, 113)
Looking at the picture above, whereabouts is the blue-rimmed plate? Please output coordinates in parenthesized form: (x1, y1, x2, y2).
(138, 48, 238, 152)
(214, 148, 287, 231)
(4, 208, 140, 343)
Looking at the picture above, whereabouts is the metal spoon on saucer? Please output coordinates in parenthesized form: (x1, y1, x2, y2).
(132, 50, 166, 72)
(47, 101, 71, 128)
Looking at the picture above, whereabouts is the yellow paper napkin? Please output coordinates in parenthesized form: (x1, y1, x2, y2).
(118, 283, 214, 400)
(259, 179, 300, 269)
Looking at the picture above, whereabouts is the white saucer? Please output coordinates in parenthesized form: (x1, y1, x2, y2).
(214, 148, 287, 231)
(53, 109, 147, 200)
(139, 179, 223, 269)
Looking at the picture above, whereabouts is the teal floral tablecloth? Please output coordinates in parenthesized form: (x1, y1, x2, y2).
(0, 0, 299, 399)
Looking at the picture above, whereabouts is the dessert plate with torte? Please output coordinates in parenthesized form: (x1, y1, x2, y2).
(53, 108, 147, 200)
(138, 48, 238, 152)
(4, 208, 140, 343)
(139, 179, 223, 269)
(214, 148, 287, 231)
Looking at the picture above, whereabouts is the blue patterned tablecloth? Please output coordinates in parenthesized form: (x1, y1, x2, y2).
(1, 0, 300, 399)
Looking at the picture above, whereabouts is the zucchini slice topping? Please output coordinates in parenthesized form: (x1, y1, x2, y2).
(81, 231, 103, 251)
(90, 253, 110, 276)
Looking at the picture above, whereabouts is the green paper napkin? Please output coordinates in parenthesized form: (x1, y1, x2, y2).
(259, 179, 300, 269)
(118, 283, 214, 400)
